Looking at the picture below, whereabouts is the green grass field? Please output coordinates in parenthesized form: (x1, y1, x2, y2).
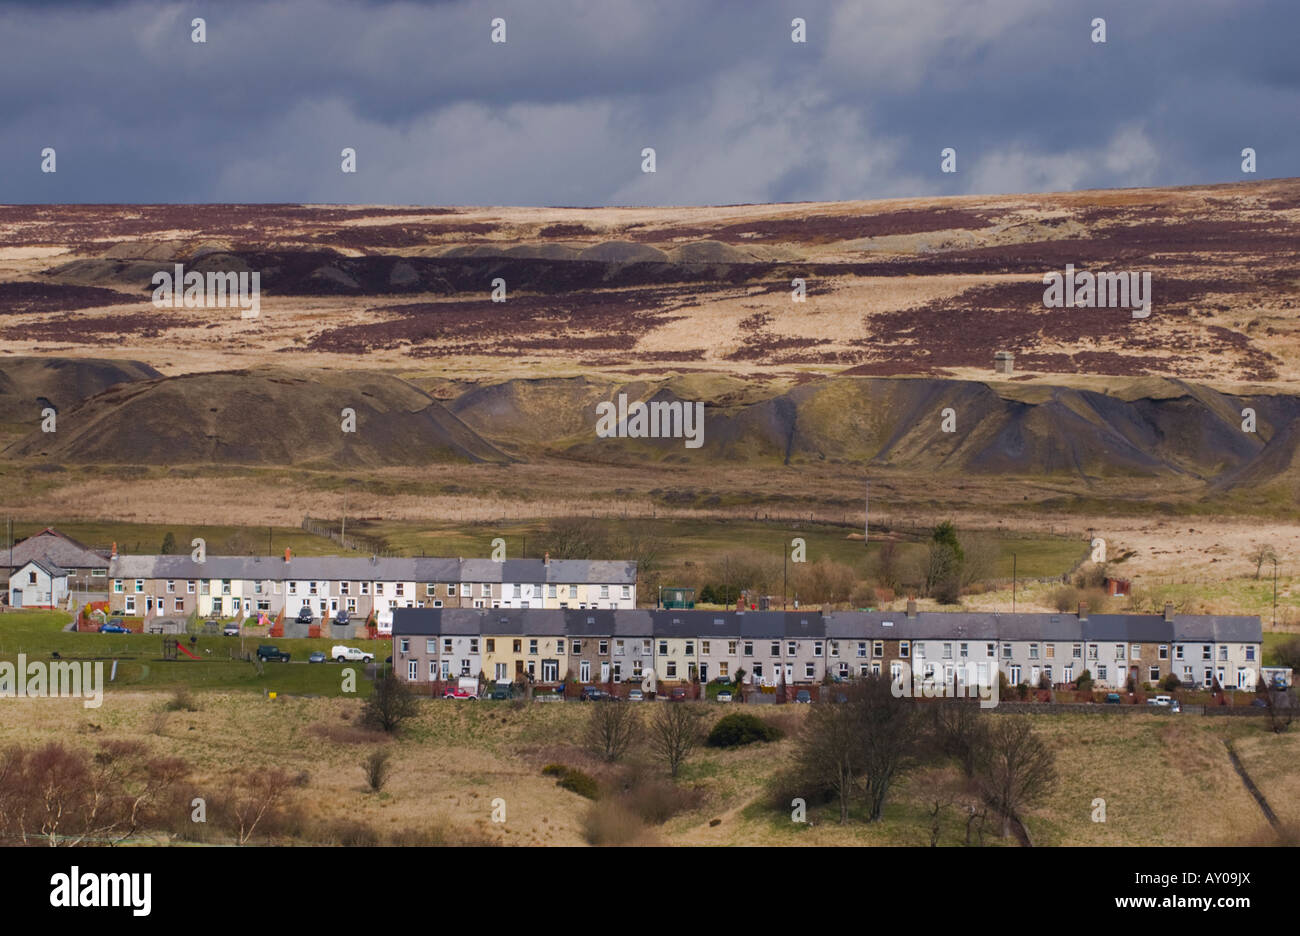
(10, 521, 364, 557)
(0, 610, 388, 697)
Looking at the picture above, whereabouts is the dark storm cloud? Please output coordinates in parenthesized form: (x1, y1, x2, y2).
(0, 0, 1295, 204)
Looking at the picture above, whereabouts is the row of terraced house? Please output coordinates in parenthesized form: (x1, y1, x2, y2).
(391, 602, 1264, 691)
(103, 549, 637, 631)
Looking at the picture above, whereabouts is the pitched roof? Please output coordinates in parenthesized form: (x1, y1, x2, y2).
(8, 528, 108, 571)
(17, 556, 68, 578)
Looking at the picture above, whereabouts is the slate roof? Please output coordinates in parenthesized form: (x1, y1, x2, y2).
(107, 554, 637, 584)
(391, 608, 1262, 643)
(7, 529, 108, 571)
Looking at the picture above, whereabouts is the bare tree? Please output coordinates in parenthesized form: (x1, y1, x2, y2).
(649, 703, 705, 778)
(793, 676, 918, 823)
(1247, 544, 1278, 580)
(974, 716, 1057, 845)
(928, 701, 987, 778)
(1256, 681, 1295, 734)
(361, 673, 420, 734)
(797, 695, 864, 823)
(585, 700, 640, 763)
(542, 517, 610, 560)
(215, 768, 305, 845)
(364, 749, 393, 792)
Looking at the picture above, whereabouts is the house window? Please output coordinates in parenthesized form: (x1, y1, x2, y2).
(666, 661, 677, 679)
(569, 585, 578, 599)
(443, 638, 453, 653)
(720, 662, 730, 677)
(830, 641, 839, 657)
(399, 639, 410, 653)
(684, 641, 694, 655)
(727, 641, 737, 655)
(701, 640, 710, 654)
(621, 586, 630, 599)
(396, 583, 405, 597)
(460, 584, 470, 597)
(1002, 644, 1012, 659)
(426, 639, 437, 654)
(787, 641, 796, 656)
(813, 642, 823, 657)
(26, 570, 37, 585)
(1202, 645, 1211, 661)
(556, 639, 564, 654)
(943, 643, 953, 659)
(548, 584, 557, 598)
(572, 640, 583, 654)
(1159, 645, 1168, 659)
(1175, 645, 1184, 660)
(339, 581, 350, 595)
(1246, 646, 1256, 661)
(426, 583, 436, 596)
(1131, 643, 1141, 660)
(771, 641, 781, 656)
(1148, 666, 1160, 682)
(495, 663, 507, 681)
(1114, 644, 1125, 660)
(857, 641, 867, 658)
(987, 643, 996, 658)
(1088, 645, 1098, 660)
(600, 586, 609, 599)
(166, 580, 175, 593)
(804, 662, 815, 680)
(529, 639, 538, 655)
(744, 641, 754, 656)
(1028, 644, 1039, 660)
(486, 638, 495, 652)
(642, 639, 652, 654)
(222, 580, 231, 595)
(1072, 643, 1082, 659)
(360, 582, 369, 595)
(1218, 646, 1228, 661)
(901, 641, 912, 659)
(513, 639, 522, 653)
(872, 641, 883, 658)
(135, 579, 144, 593)
(614, 640, 624, 656)
(658, 640, 668, 655)
(1045, 644, 1054, 659)
(1098, 665, 1108, 681)
(309, 581, 318, 595)
(599, 640, 609, 654)
(175, 598, 185, 612)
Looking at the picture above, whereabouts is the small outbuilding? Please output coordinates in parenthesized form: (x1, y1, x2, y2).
(9, 558, 69, 609)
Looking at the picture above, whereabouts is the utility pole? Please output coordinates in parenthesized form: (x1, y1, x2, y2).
(864, 480, 869, 546)
(783, 546, 788, 611)
(1273, 558, 1279, 628)
(1012, 553, 1017, 614)
(341, 491, 347, 544)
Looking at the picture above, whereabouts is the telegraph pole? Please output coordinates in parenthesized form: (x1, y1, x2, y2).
(1273, 558, 1279, 628)
(1012, 553, 1017, 613)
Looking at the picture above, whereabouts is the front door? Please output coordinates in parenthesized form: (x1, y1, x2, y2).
(600, 661, 610, 682)
(699, 662, 708, 682)
(10, 591, 20, 608)
(146, 596, 154, 615)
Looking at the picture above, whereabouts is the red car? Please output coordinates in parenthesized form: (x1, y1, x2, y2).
(443, 687, 478, 700)
(669, 687, 688, 702)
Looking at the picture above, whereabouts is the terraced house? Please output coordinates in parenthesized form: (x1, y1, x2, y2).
(392, 606, 1264, 692)
(107, 551, 636, 627)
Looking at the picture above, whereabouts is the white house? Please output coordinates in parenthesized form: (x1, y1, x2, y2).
(9, 558, 69, 609)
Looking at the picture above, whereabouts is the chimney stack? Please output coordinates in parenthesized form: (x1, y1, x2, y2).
(1163, 601, 1174, 622)
(284, 547, 291, 564)
(906, 599, 917, 620)
(544, 551, 550, 566)
(1078, 601, 1088, 622)
(110, 542, 117, 559)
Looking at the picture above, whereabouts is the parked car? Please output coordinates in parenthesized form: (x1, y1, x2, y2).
(334, 609, 350, 626)
(99, 622, 128, 633)
(627, 688, 644, 702)
(535, 690, 563, 703)
(331, 645, 374, 664)
(257, 644, 291, 662)
(488, 683, 513, 701)
(580, 686, 610, 701)
(1105, 693, 1121, 704)
(1170, 700, 1182, 713)
(222, 621, 240, 636)
(1251, 698, 1269, 707)
(669, 687, 688, 702)
(715, 689, 732, 703)
(443, 687, 477, 700)
(794, 689, 812, 704)
(308, 651, 326, 664)
(1148, 695, 1173, 706)
(295, 607, 314, 624)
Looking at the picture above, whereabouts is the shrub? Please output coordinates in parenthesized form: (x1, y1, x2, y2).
(1161, 673, 1181, 692)
(364, 749, 392, 792)
(166, 687, 198, 712)
(543, 764, 600, 800)
(707, 712, 783, 748)
(1076, 670, 1094, 692)
(582, 799, 649, 845)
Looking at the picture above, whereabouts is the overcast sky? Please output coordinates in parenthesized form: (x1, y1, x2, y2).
(2, 0, 1296, 205)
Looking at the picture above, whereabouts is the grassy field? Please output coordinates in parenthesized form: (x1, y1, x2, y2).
(9, 520, 364, 557)
(0, 610, 388, 696)
(0, 687, 1293, 846)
